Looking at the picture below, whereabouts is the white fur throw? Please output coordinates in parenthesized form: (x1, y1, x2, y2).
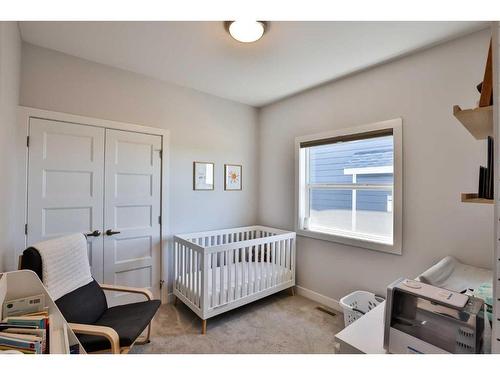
(33, 233, 93, 300)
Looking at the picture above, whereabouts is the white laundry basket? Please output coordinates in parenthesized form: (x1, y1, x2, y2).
(339, 290, 385, 327)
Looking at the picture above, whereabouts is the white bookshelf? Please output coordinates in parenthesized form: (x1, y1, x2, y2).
(0, 270, 85, 354)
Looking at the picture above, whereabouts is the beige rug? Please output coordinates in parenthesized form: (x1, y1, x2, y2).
(131, 291, 344, 354)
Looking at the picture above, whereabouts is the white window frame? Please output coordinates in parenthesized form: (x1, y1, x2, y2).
(294, 118, 403, 255)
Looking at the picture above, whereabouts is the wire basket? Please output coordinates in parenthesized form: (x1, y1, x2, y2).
(339, 290, 385, 327)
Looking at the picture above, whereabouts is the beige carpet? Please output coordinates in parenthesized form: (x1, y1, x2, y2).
(131, 291, 345, 354)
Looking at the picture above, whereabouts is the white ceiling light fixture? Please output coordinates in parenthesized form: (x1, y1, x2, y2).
(225, 21, 268, 43)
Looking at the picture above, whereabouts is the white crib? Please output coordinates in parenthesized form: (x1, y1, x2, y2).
(173, 225, 296, 333)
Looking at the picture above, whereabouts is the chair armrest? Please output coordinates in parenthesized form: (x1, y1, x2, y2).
(100, 284, 153, 301)
(68, 323, 120, 354)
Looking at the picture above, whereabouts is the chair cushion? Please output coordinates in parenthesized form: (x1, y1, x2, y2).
(76, 299, 161, 352)
(56, 280, 108, 324)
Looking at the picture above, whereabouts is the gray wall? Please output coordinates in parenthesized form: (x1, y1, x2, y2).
(258, 29, 494, 301)
(20, 43, 259, 291)
(0, 23, 21, 272)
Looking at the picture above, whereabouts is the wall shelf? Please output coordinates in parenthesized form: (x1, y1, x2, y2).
(453, 105, 493, 140)
(461, 193, 494, 204)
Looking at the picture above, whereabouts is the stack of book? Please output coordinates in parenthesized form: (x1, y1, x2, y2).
(0, 294, 49, 354)
(478, 136, 494, 199)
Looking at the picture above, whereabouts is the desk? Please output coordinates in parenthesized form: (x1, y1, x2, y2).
(335, 302, 387, 354)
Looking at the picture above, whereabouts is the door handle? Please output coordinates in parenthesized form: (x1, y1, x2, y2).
(85, 230, 101, 237)
(106, 229, 121, 236)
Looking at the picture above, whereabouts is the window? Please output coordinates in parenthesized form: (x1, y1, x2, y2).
(295, 119, 402, 254)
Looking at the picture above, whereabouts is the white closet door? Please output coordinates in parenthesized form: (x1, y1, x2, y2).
(103, 129, 162, 305)
(27, 118, 105, 281)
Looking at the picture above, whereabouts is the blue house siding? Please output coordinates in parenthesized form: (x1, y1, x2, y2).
(309, 136, 393, 212)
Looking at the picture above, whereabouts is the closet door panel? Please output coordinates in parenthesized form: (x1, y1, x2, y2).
(103, 129, 162, 305)
(27, 118, 105, 282)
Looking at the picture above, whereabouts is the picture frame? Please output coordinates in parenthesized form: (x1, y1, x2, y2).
(193, 161, 214, 190)
(224, 164, 242, 191)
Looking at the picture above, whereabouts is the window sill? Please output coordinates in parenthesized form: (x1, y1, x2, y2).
(295, 228, 402, 255)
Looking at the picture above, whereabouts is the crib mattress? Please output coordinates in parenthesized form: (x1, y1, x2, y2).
(176, 262, 292, 299)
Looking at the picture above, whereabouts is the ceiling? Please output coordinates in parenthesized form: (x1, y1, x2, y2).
(19, 21, 487, 107)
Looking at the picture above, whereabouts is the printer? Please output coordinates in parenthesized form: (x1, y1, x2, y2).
(384, 278, 484, 354)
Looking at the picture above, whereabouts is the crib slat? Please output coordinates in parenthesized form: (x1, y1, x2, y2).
(181, 245, 185, 296)
(282, 240, 286, 283)
(192, 248, 196, 302)
(253, 246, 257, 294)
(179, 243, 183, 292)
(266, 242, 271, 288)
(198, 251, 201, 306)
(270, 241, 274, 287)
(199, 251, 203, 307)
(279, 240, 283, 283)
(265, 243, 269, 289)
(225, 250, 229, 303)
(269, 241, 274, 287)
(284, 239, 289, 281)
(192, 250, 196, 304)
(186, 246, 190, 298)
(259, 244, 263, 292)
(235, 248, 240, 299)
(288, 239, 292, 279)
(272, 240, 277, 286)
(174, 241, 178, 290)
(193, 251, 197, 306)
(178, 244, 181, 293)
(187, 247, 191, 301)
(282, 239, 286, 283)
(228, 250, 233, 302)
(246, 247, 250, 296)
(212, 252, 217, 308)
(190, 248, 194, 301)
(255, 245, 260, 292)
(240, 247, 244, 297)
(262, 243, 266, 290)
(190, 248, 193, 297)
(179, 245, 183, 295)
(281, 240, 286, 283)
(249, 247, 253, 294)
(220, 251, 225, 305)
(276, 241, 280, 284)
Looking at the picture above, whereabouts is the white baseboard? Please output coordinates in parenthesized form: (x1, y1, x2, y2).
(295, 285, 342, 312)
(166, 285, 342, 312)
(165, 292, 174, 303)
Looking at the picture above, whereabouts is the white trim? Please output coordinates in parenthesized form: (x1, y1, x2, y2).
(344, 166, 393, 175)
(295, 285, 342, 312)
(166, 292, 175, 304)
(294, 118, 403, 255)
(16, 106, 171, 303)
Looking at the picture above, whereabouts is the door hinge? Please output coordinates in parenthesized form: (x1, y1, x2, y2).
(160, 279, 165, 289)
(159, 150, 162, 159)
(26, 136, 30, 147)
(158, 216, 162, 225)
(24, 224, 28, 235)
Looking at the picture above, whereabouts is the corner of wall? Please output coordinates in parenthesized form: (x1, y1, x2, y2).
(0, 22, 22, 272)
(255, 106, 263, 225)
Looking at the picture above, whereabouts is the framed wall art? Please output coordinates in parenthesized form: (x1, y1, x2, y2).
(224, 164, 242, 191)
(193, 161, 214, 190)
